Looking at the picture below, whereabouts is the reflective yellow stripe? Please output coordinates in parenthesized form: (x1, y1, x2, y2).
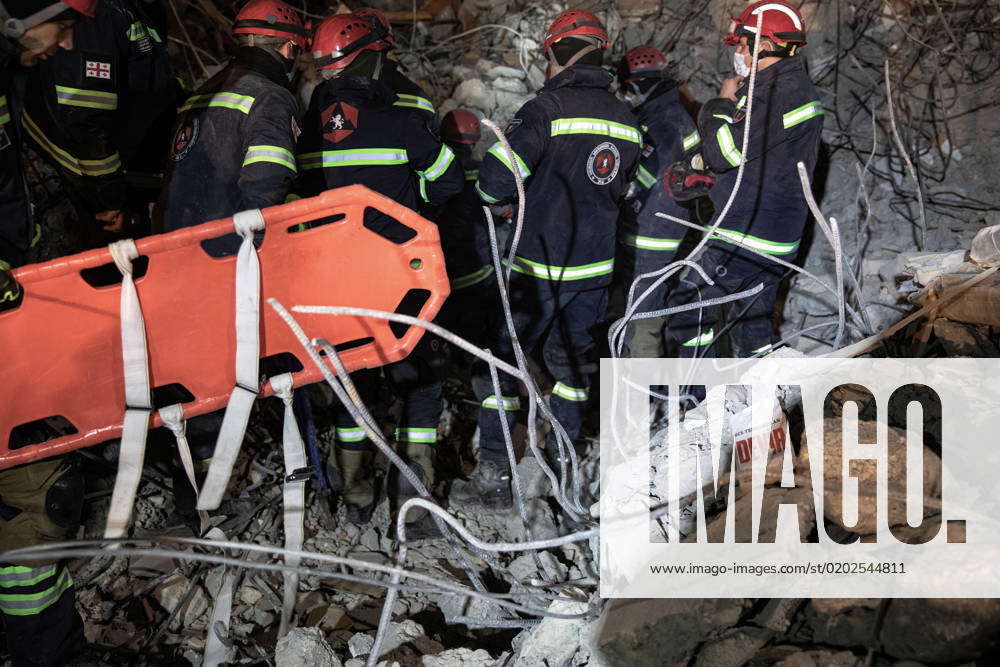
(450, 265, 494, 289)
(681, 329, 715, 347)
(394, 427, 437, 443)
(179, 91, 255, 114)
(475, 182, 500, 204)
(0, 568, 72, 616)
(0, 94, 9, 125)
(482, 395, 520, 410)
(486, 142, 531, 179)
(550, 118, 642, 144)
(505, 256, 614, 281)
(336, 427, 366, 443)
(418, 144, 455, 181)
(716, 125, 743, 167)
(298, 149, 408, 169)
(393, 93, 435, 113)
(682, 130, 701, 150)
(552, 382, 588, 402)
(22, 110, 121, 176)
(636, 165, 656, 189)
(243, 145, 296, 172)
(623, 234, 680, 251)
(55, 85, 118, 110)
(782, 100, 825, 129)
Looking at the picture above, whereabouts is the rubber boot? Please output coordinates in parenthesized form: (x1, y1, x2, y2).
(391, 443, 441, 540)
(336, 448, 375, 525)
(449, 458, 512, 510)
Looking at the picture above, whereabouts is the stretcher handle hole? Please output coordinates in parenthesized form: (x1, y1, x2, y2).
(80, 256, 149, 287)
(390, 289, 431, 339)
(199, 231, 265, 258)
(8, 416, 78, 450)
(363, 207, 416, 244)
(260, 352, 304, 377)
(151, 383, 196, 410)
(409, 258, 423, 269)
(287, 213, 346, 233)
(317, 337, 375, 355)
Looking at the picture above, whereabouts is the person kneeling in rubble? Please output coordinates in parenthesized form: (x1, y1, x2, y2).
(295, 14, 463, 538)
(450, 9, 640, 510)
(662, 0, 824, 358)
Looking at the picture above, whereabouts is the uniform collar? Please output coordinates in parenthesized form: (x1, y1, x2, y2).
(324, 75, 396, 104)
(233, 46, 291, 89)
(636, 84, 680, 122)
(739, 55, 804, 95)
(543, 64, 614, 92)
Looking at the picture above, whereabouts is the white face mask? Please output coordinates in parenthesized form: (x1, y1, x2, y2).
(733, 49, 751, 78)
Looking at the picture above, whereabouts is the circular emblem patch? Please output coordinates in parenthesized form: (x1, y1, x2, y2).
(170, 117, 200, 163)
(587, 141, 620, 186)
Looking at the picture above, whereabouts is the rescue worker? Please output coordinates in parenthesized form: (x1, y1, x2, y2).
(154, 0, 306, 522)
(0, 5, 99, 663)
(433, 108, 497, 353)
(617, 45, 702, 357)
(296, 14, 463, 536)
(450, 9, 641, 509)
(354, 7, 436, 120)
(664, 0, 823, 358)
(22, 0, 175, 242)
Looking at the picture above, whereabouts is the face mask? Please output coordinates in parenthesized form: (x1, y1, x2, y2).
(733, 49, 751, 78)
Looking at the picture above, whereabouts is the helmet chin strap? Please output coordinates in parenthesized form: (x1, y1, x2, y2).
(545, 40, 600, 78)
(0, 1, 71, 41)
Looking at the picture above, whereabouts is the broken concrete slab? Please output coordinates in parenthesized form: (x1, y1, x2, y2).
(806, 599, 880, 648)
(775, 649, 859, 666)
(970, 224, 1000, 267)
(275, 627, 342, 667)
(880, 598, 1000, 662)
(422, 647, 494, 666)
(514, 599, 591, 667)
(594, 598, 750, 666)
(694, 627, 772, 667)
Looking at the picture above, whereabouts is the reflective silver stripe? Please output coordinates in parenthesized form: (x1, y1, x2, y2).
(486, 142, 531, 179)
(419, 144, 455, 181)
(682, 130, 701, 150)
(55, 85, 118, 110)
(623, 234, 680, 251)
(395, 427, 437, 443)
(782, 100, 825, 129)
(506, 256, 614, 281)
(549, 118, 642, 144)
(0, 565, 57, 587)
(475, 182, 500, 204)
(393, 93, 435, 112)
(552, 382, 588, 402)
(243, 145, 296, 171)
(482, 395, 520, 410)
(179, 91, 255, 114)
(336, 427, 366, 442)
(297, 149, 408, 169)
(636, 165, 656, 189)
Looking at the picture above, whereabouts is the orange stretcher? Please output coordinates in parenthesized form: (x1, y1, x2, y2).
(0, 185, 450, 469)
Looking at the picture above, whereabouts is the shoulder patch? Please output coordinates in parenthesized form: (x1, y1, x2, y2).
(587, 141, 620, 186)
(321, 102, 358, 143)
(170, 116, 199, 162)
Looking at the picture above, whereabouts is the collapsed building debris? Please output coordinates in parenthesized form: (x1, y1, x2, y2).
(4, 0, 1000, 665)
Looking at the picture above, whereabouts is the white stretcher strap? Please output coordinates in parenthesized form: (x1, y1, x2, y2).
(270, 373, 308, 639)
(198, 209, 266, 510)
(160, 404, 211, 536)
(202, 526, 235, 667)
(104, 239, 151, 540)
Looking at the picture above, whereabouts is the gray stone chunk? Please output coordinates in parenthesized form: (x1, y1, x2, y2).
(275, 627, 342, 667)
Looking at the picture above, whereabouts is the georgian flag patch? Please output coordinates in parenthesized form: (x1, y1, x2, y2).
(85, 60, 111, 79)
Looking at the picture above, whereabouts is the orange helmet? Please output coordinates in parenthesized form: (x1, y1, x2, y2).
(62, 0, 96, 18)
(440, 109, 480, 145)
(725, 1, 806, 49)
(543, 9, 609, 51)
(311, 13, 388, 71)
(233, 0, 308, 50)
(623, 45, 667, 81)
(354, 7, 394, 47)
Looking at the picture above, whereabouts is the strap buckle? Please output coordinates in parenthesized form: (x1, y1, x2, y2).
(285, 466, 315, 483)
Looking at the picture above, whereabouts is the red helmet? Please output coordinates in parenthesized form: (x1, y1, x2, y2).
(354, 7, 394, 47)
(440, 109, 480, 145)
(543, 9, 609, 51)
(311, 13, 388, 71)
(725, 1, 806, 48)
(624, 45, 667, 81)
(233, 0, 308, 50)
(62, 0, 97, 18)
